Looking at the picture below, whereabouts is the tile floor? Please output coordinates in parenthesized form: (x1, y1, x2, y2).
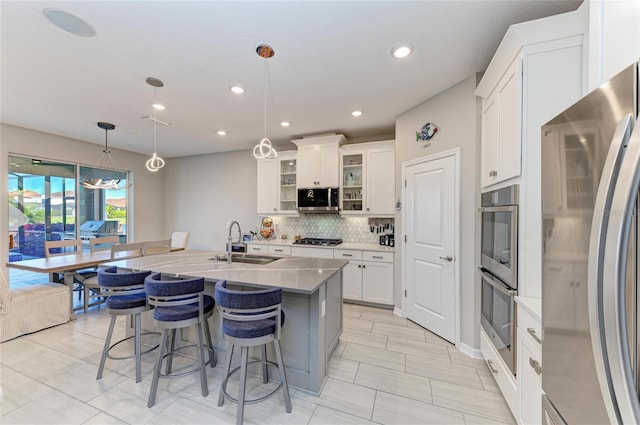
(1, 272, 515, 424)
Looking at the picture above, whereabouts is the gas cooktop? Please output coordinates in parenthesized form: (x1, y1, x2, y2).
(293, 238, 343, 247)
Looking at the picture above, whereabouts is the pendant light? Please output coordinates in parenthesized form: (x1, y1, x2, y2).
(145, 77, 166, 172)
(252, 43, 278, 160)
(82, 122, 126, 190)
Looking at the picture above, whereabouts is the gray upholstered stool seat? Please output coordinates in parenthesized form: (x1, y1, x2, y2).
(215, 280, 292, 425)
(145, 273, 216, 408)
(96, 267, 159, 384)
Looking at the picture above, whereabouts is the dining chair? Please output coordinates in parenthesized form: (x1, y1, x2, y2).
(110, 241, 144, 260)
(142, 239, 172, 256)
(44, 239, 95, 303)
(78, 236, 122, 313)
(170, 231, 190, 250)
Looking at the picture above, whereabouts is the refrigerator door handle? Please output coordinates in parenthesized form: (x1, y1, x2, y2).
(588, 113, 634, 424)
(601, 116, 640, 425)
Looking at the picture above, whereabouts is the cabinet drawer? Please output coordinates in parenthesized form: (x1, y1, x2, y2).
(518, 304, 542, 349)
(291, 246, 334, 259)
(334, 249, 362, 260)
(543, 261, 573, 276)
(363, 251, 393, 263)
(480, 330, 518, 416)
(247, 244, 267, 254)
(268, 245, 291, 256)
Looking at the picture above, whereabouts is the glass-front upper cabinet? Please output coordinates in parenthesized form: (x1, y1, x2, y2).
(279, 154, 297, 212)
(342, 153, 363, 213)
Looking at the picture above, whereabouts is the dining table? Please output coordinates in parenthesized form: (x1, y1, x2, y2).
(6, 250, 120, 319)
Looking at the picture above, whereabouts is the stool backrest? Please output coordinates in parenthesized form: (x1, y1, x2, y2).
(98, 267, 151, 297)
(214, 280, 283, 338)
(90, 236, 120, 253)
(44, 239, 82, 258)
(144, 273, 207, 319)
(142, 239, 172, 256)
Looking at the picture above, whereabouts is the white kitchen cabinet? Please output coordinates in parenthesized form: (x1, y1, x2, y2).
(293, 134, 346, 188)
(334, 249, 393, 305)
(256, 158, 278, 214)
(256, 151, 298, 216)
(341, 141, 395, 216)
(480, 59, 522, 188)
(516, 298, 542, 425)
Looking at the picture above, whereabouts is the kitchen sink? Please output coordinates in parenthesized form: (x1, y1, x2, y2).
(210, 254, 280, 265)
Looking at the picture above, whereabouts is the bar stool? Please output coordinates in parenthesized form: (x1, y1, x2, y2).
(144, 273, 216, 408)
(214, 280, 292, 425)
(96, 267, 157, 383)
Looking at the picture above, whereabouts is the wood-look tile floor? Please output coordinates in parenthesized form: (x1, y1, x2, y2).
(1, 272, 515, 424)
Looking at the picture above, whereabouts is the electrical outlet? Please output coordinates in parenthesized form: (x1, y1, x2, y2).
(321, 300, 326, 317)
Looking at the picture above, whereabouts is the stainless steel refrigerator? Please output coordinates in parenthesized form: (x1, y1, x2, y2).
(541, 62, 639, 424)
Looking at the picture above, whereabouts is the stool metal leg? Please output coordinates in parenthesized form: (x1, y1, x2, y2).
(148, 328, 169, 408)
(135, 313, 142, 383)
(237, 346, 249, 425)
(274, 340, 292, 413)
(261, 344, 269, 384)
(218, 344, 234, 407)
(97, 314, 117, 380)
(166, 329, 177, 375)
(204, 318, 216, 368)
(196, 322, 209, 397)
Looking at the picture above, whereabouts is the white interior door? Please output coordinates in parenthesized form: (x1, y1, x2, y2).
(404, 153, 457, 343)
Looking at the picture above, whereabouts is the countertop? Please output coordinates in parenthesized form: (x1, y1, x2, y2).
(248, 239, 395, 253)
(103, 249, 348, 295)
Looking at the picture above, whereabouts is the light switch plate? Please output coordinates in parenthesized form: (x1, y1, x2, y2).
(321, 300, 326, 317)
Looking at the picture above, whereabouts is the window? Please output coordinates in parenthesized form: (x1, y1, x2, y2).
(8, 155, 129, 261)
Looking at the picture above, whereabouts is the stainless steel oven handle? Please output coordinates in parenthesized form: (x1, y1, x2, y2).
(478, 205, 518, 213)
(478, 268, 516, 296)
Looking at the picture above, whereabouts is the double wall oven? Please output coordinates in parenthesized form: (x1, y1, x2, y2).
(479, 184, 518, 375)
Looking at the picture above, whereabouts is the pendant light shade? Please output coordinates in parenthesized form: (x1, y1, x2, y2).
(145, 77, 166, 172)
(252, 43, 277, 160)
(82, 122, 126, 190)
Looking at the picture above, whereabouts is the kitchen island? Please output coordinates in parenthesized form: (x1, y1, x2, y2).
(103, 249, 347, 394)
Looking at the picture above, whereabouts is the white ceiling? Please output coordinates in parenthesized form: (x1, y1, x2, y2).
(1, 1, 581, 158)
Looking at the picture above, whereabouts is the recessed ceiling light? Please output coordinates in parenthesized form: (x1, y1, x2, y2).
(352, 110, 363, 117)
(43, 8, 96, 37)
(217, 130, 226, 136)
(152, 103, 165, 110)
(280, 121, 290, 127)
(391, 43, 414, 59)
(230, 86, 245, 94)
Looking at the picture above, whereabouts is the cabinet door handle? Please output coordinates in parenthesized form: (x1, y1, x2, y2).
(486, 359, 498, 374)
(362, 264, 366, 269)
(372, 255, 383, 259)
(527, 327, 543, 344)
(342, 254, 353, 257)
(274, 208, 277, 211)
(439, 255, 453, 262)
(529, 357, 542, 375)
(274, 249, 283, 252)
(254, 247, 262, 251)
(358, 264, 362, 268)
(366, 208, 370, 211)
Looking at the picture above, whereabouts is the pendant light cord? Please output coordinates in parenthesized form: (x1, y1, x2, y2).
(153, 87, 158, 153)
(263, 58, 268, 139)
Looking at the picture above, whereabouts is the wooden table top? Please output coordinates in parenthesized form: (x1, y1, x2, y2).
(6, 251, 114, 274)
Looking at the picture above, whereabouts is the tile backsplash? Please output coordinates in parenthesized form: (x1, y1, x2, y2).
(252, 215, 394, 244)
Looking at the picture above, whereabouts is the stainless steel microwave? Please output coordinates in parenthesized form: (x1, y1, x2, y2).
(297, 187, 339, 213)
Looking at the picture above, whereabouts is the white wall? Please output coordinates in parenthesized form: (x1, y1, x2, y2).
(162, 150, 259, 251)
(395, 75, 481, 348)
(1, 123, 166, 275)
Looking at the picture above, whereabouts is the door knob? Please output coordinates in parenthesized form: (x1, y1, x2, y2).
(439, 255, 453, 262)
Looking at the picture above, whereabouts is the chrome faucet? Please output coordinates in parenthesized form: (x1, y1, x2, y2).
(227, 221, 242, 264)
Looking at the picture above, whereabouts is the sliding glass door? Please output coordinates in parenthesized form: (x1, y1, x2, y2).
(8, 155, 129, 261)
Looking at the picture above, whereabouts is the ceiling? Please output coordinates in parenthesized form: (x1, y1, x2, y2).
(1, 1, 581, 159)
